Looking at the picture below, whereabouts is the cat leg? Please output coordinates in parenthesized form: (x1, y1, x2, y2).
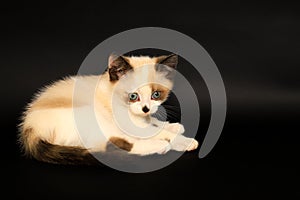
(164, 123, 185, 135)
(153, 129, 198, 152)
(151, 118, 197, 151)
(150, 117, 184, 134)
(169, 135, 198, 152)
(129, 139, 171, 155)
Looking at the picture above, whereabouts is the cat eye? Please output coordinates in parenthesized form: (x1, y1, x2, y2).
(128, 92, 139, 102)
(151, 91, 161, 100)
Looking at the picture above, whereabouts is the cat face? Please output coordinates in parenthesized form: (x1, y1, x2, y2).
(127, 83, 170, 116)
(109, 54, 178, 117)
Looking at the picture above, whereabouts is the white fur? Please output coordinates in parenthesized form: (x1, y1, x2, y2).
(21, 56, 198, 156)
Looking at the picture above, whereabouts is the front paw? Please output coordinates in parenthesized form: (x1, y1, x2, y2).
(170, 136, 198, 152)
(155, 140, 172, 154)
(133, 140, 171, 156)
(166, 123, 185, 135)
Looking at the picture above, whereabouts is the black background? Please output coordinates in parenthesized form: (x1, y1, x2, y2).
(3, 1, 299, 199)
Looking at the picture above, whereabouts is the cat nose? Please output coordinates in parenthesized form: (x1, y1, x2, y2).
(142, 106, 150, 113)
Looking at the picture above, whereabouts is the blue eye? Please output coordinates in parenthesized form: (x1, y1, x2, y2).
(129, 93, 139, 101)
(151, 91, 161, 99)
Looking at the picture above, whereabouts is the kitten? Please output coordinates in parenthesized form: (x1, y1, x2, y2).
(18, 54, 198, 165)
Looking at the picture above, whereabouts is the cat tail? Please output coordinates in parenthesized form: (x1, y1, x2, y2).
(18, 127, 99, 165)
(19, 127, 150, 167)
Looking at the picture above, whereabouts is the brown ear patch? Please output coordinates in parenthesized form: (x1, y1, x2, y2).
(156, 54, 178, 69)
(155, 54, 178, 80)
(108, 55, 133, 81)
(109, 137, 133, 151)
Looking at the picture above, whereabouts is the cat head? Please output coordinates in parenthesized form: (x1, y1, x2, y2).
(108, 53, 178, 117)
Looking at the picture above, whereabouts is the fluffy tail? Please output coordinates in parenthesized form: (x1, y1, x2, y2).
(19, 127, 99, 165)
(32, 140, 99, 165)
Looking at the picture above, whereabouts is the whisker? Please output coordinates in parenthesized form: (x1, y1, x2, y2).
(166, 113, 179, 119)
(156, 110, 167, 118)
(153, 110, 167, 120)
(153, 105, 181, 122)
(164, 109, 180, 116)
(165, 111, 181, 121)
(156, 110, 166, 116)
(164, 107, 180, 112)
(159, 110, 179, 118)
(162, 104, 180, 108)
(162, 105, 181, 110)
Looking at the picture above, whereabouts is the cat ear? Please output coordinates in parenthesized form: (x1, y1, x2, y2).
(156, 54, 178, 79)
(108, 54, 133, 81)
(157, 54, 178, 69)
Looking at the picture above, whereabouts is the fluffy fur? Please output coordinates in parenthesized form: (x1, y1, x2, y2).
(18, 54, 198, 165)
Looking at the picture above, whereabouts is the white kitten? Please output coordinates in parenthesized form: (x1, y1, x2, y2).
(18, 54, 198, 165)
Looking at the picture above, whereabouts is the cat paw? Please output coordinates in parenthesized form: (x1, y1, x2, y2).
(165, 123, 185, 134)
(134, 140, 171, 155)
(186, 138, 198, 151)
(170, 136, 198, 152)
(155, 140, 172, 154)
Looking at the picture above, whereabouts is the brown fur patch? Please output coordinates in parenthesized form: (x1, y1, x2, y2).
(20, 127, 37, 155)
(20, 128, 99, 165)
(156, 54, 178, 69)
(35, 140, 99, 165)
(164, 138, 171, 142)
(23, 127, 33, 138)
(31, 97, 72, 109)
(108, 56, 133, 81)
(151, 84, 170, 101)
(109, 137, 133, 151)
